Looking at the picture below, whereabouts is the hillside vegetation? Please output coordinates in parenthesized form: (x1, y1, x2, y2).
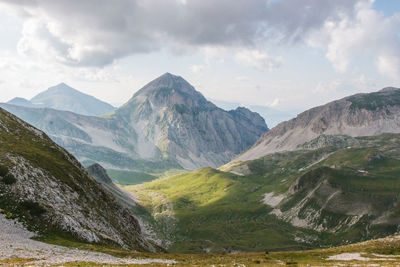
(126, 133, 400, 253)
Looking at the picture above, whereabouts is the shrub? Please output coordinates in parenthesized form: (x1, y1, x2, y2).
(21, 200, 46, 216)
(0, 164, 8, 177)
(5, 212, 14, 219)
(2, 173, 16, 185)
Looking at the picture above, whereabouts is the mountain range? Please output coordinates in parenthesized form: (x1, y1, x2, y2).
(7, 83, 116, 116)
(1, 73, 268, 171)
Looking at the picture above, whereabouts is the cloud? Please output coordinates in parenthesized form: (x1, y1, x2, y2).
(265, 97, 280, 108)
(307, 0, 400, 79)
(190, 64, 205, 74)
(235, 49, 282, 70)
(0, 0, 360, 67)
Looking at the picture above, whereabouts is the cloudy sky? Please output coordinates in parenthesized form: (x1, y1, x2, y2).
(0, 0, 399, 113)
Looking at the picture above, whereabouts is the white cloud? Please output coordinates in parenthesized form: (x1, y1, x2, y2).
(307, 0, 400, 79)
(377, 52, 400, 80)
(0, 0, 360, 67)
(266, 97, 281, 107)
(190, 64, 205, 74)
(235, 49, 282, 70)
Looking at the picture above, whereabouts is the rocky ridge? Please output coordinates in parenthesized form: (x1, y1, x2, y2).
(233, 87, 400, 162)
(0, 107, 157, 251)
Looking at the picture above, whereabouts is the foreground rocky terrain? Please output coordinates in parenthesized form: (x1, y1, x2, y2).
(1, 209, 399, 266)
(0, 213, 174, 266)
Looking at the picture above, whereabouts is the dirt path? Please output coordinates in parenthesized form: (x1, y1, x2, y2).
(0, 214, 175, 265)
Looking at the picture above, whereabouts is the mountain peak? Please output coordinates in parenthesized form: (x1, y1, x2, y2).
(122, 73, 208, 110)
(134, 72, 198, 97)
(48, 82, 76, 92)
(29, 83, 115, 116)
(134, 72, 195, 97)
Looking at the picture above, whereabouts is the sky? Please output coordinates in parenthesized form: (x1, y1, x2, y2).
(0, 0, 399, 113)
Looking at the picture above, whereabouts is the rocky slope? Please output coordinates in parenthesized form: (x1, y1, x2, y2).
(0, 107, 157, 251)
(7, 83, 115, 116)
(1, 73, 268, 171)
(86, 163, 113, 184)
(113, 73, 268, 169)
(234, 87, 400, 162)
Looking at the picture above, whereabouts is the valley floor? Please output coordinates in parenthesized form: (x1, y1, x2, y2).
(1, 208, 400, 266)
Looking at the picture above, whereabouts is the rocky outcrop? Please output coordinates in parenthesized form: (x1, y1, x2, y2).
(0, 108, 157, 251)
(86, 163, 113, 184)
(233, 87, 400, 162)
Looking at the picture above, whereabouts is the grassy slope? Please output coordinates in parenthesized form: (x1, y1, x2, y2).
(107, 168, 186, 186)
(107, 169, 158, 185)
(127, 168, 315, 253)
(125, 133, 400, 254)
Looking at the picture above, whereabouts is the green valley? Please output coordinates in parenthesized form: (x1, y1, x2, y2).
(125, 133, 400, 253)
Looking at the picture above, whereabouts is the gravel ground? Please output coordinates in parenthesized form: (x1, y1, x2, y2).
(0, 214, 175, 266)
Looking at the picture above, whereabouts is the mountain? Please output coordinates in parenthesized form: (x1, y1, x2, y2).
(211, 99, 298, 127)
(86, 163, 113, 184)
(0, 107, 157, 251)
(7, 83, 116, 116)
(129, 133, 400, 253)
(113, 73, 269, 169)
(1, 73, 268, 171)
(7, 97, 36, 108)
(234, 87, 400, 162)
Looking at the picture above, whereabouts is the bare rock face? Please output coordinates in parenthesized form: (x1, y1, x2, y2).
(0, 108, 157, 251)
(114, 73, 269, 169)
(86, 163, 113, 184)
(234, 87, 400, 162)
(1, 73, 268, 171)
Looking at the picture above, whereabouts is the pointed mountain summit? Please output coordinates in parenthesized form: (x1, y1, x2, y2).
(117, 73, 213, 118)
(113, 73, 269, 169)
(7, 97, 35, 108)
(132, 72, 203, 98)
(28, 83, 115, 116)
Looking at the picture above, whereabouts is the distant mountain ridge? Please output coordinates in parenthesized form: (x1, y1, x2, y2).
(1, 73, 268, 171)
(211, 99, 298, 127)
(233, 87, 400, 163)
(7, 83, 115, 116)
